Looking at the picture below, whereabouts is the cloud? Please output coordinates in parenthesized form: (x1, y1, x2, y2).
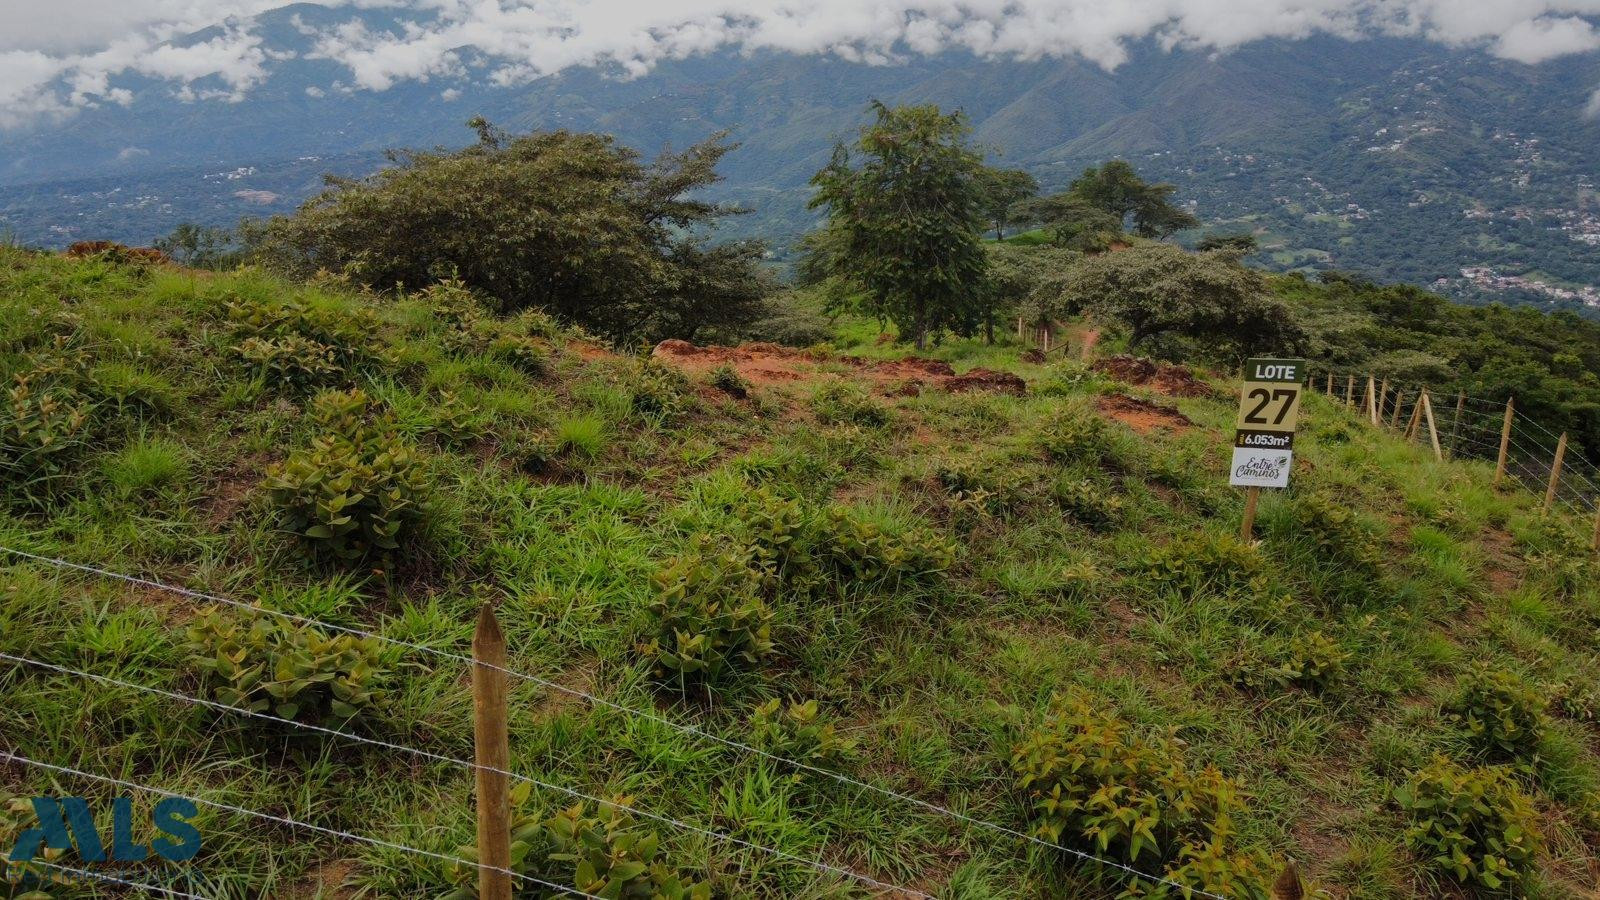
(4, 0, 1600, 127)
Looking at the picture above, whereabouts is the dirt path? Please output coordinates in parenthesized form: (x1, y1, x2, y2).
(651, 339, 1026, 396)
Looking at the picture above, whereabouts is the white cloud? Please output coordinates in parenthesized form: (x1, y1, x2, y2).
(3, 0, 1599, 127)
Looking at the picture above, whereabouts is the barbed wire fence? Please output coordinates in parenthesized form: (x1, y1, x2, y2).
(0, 546, 1241, 900)
(1308, 365, 1600, 538)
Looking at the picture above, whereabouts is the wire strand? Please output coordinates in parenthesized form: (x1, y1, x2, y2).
(0, 750, 601, 900)
(0, 545, 1227, 899)
(4, 858, 214, 899)
(0, 653, 932, 899)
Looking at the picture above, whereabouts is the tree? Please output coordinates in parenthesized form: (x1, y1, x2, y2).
(808, 102, 990, 350)
(155, 223, 242, 269)
(1058, 244, 1305, 361)
(250, 118, 767, 342)
(975, 167, 1039, 240)
(1068, 161, 1199, 239)
(1196, 232, 1259, 253)
(1009, 194, 1125, 251)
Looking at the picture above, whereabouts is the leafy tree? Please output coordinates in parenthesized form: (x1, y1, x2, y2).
(1059, 244, 1305, 361)
(1009, 194, 1125, 252)
(975, 167, 1039, 240)
(1067, 161, 1200, 239)
(1197, 232, 1259, 253)
(250, 118, 767, 342)
(808, 102, 990, 350)
(985, 243, 1084, 340)
(155, 223, 242, 269)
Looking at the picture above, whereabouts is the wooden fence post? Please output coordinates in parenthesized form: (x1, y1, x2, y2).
(1421, 392, 1443, 461)
(1493, 397, 1513, 487)
(472, 604, 513, 900)
(1324, 372, 1333, 397)
(1345, 375, 1355, 407)
(1447, 391, 1465, 458)
(1592, 503, 1600, 551)
(1240, 486, 1260, 542)
(1377, 378, 1390, 425)
(1404, 393, 1423, 440)
(1366, 376, 1378, 425)
(1544, 432, 1568, 514)
(1271, 861, 1304, 900)
(1390, 390, 1407, 430)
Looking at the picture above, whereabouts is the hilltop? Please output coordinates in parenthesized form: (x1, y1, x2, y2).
(2, 14, 1598, 313)
(1, 248, 1598, 897)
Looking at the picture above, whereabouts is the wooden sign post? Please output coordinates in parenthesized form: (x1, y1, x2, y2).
(1233, 357, 1305, 541)
(472, 604, 513, 900)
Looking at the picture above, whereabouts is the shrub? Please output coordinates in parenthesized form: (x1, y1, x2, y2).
(1051, 476, 1124, 528)
(624, 357, 693, 419)
(1395, 757, 1542, 892)
(185, 607, 391, 727)
(233, 334, 340, 389)
(1291, 491, 1381, 573)
(815, 505, 956, 585)
(1548, 678, 1599, 724)
(487, 334, 549, 377)
(225, 293, 378, 371)
(1229, 630, 1347, 693)
(1038, 411, 1114, 464)
(1444, 665, 1547, 761)
(1145, 533, 1266, 598)
(707, 364, 749, 398)
(544, 802, 710, 900)
(931, 457, 1029, 518)
(732, 487, 821, 594)
(811, 381, 889, 428)
(1010, 693, 1270, 896)
(749, 698, 856, 778)
(429, 390, 489, 447)
(0, 373, 93, 503)
(264, 389, 430, 561)
(643, 538, 774, 688)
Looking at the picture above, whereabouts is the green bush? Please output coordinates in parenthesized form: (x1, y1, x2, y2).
(544, 802, 710, 900)
(1010, 693, 1270, 897)
(1051, 476, 1124, 528)
(185, 607, 391, 727)
(1145, 533, 1266, 598)
(625, 357, 693, 419)
(233, 334, 340, 389)
(1229, 630, 1347, 693)
(749, 698, 856, 778)
(815, 505, 956, 585)
(487, 334, 550, 377)
(1291, 491, 1381, 573)
(225, 293, 378, 372)
(0, 373, 93, 503)
(707, 364, 749, 398)
(732, 487, 821, 594)
(1444, 665, 1547, 761)
(1038, 411, 1114, 464)
(643, 538, 774, 688)
(264, 389, 430, 561)
(811, 380, 889, 428)
(931, 457, 1029, 519)
(429, 390, 490, 447)
(1549, 678, 1599, 724)
(1395, 757, 1542, 892)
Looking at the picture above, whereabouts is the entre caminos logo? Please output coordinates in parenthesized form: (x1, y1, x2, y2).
(4, 796, 200, 888)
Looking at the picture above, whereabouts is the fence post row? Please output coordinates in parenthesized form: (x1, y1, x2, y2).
(472, 604, 513, 900)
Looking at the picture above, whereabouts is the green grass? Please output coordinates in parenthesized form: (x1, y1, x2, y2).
(0, 247, 1597, 898)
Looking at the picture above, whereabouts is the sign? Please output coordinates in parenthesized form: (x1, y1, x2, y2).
(1230, 357, 1304, 489)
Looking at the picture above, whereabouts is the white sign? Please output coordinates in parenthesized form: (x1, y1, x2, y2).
(1230, 447, 1292, 488)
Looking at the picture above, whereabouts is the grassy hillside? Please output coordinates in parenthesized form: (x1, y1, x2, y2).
(2, 249, 1599, 898)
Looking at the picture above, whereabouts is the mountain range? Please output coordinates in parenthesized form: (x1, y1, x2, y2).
(3, 3, 1599, 313)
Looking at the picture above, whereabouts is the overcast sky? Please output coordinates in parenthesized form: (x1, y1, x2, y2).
(3, 0, 1599, 127)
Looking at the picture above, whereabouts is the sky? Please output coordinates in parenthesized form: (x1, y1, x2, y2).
(2, 0, 1599, 127)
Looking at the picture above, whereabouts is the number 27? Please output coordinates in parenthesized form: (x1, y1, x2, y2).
(1244, 388, 1296, 425)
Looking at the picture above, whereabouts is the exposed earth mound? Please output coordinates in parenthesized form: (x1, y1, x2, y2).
(1096, 393, 1193, 433)
(1091, 354, 1217, 397)
(652, 339, 1024, 395)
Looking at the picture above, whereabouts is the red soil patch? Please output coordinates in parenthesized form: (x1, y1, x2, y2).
(1091, 355, 1217, 398)
(1097, 393, 1192, 434)
(651, 339, 1025, 396)
(65, 241, 172, 265)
